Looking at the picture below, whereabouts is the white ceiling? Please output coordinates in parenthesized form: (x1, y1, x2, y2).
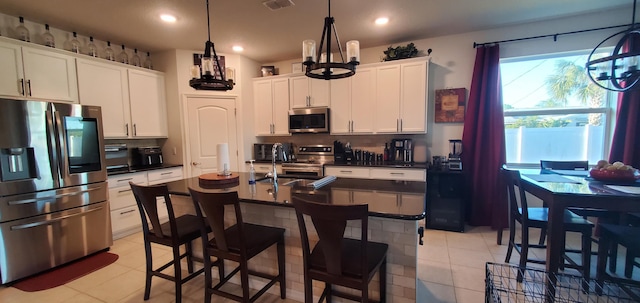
(0, 0, 632, 63)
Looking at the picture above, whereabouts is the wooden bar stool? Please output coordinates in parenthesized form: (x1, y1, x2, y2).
(292, 196, 388, 303)
(188, 188, 286, 303)
(130, 182, 208, 303)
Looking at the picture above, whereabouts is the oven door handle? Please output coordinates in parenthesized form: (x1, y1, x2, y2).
(282, 166, 322, 174)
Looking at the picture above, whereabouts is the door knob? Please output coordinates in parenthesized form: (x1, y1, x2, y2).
(192, 162, 201, 166)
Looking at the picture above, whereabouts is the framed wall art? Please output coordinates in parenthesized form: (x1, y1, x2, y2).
(435, 88, 466, 123)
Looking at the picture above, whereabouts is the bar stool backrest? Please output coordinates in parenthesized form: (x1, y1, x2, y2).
(130, 182, 177, 239)
(292, 197, 369, 277)
(188, 190, 246, 255)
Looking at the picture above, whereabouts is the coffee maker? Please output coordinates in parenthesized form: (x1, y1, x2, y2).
(391, 139, 413, 165)
(448, 139, 462, 170)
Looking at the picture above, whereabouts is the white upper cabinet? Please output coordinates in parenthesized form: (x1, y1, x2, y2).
(330, 67, 375, 134)
(77, 59, 130, 137)
(289, 75, 329, 108)
(77, 58, 167, 138)
(254, 77, 290, 136)
(0, 38, 78, 103)
(0, 41, 24, 97)
(128, 69, 168, 137)
(374, 57, 429, 134)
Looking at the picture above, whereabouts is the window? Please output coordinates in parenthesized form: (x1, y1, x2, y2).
(500, 50, 616, 166)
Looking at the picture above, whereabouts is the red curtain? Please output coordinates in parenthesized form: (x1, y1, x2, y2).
(461, 45, 508, 229)
(609, 36, 640, 168)
(609, 90, 640, 168)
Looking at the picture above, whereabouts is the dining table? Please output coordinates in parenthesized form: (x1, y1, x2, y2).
(518, 169, 640, 302)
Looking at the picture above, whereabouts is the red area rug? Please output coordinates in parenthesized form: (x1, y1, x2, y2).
(12, 251, 119, 292)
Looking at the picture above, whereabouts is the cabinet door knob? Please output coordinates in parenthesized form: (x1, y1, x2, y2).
(125, 123, 129, 136)
(192, 162, 201, 166)
(26, 79, 32, 96)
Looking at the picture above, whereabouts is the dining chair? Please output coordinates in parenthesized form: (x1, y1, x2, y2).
(292, 196, 388, 303)
(596, 223, 640, 297)
(188, 188, 286, 303)
(501, 167, 593, 287)
(130, 182, 207, 303)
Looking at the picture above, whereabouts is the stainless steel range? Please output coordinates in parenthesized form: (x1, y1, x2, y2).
(281, 145, 333, 177)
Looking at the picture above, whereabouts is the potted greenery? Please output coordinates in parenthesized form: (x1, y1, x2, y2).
(383, 43, 419, 61)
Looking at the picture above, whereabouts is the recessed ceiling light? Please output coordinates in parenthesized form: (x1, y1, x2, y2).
(160, 14, 177, 23)
(375, 17, 389, 25)
(232, 45, 244, 52)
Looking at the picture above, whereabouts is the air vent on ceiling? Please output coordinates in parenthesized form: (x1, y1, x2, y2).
(262, 0, 295, 11)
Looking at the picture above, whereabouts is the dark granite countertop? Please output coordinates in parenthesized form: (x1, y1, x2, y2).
(107, 164, 183, 176)
(165, 172, 426, 221)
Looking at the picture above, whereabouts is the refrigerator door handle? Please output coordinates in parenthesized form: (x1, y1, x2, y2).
(8, 187, 100, 205)
(53, 111, 68, 178)
(45, 109, 61, 188)
(10, 205, 104, 230)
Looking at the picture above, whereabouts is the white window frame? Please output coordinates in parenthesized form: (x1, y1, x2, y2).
(500, 50, 617, 168)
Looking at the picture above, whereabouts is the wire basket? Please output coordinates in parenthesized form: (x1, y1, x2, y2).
(485, 262, 640, 303)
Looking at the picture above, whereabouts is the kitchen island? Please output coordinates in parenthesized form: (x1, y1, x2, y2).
(165, 173, 425, 302)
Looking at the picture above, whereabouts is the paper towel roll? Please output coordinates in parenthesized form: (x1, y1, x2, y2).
(217, 143, 230, 175)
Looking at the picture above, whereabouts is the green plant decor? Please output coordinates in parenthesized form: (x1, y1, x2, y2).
(383, 43, 419, 61)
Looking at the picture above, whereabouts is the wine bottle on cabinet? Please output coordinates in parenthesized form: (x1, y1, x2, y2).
(16, 16, 30, 42)
(143, 52, 153, 69)
(118, 45, 129, 64)
(104, 41, 115, 61)
(87, 36, 98, 57)
(42, 24, 55, 47)
(131, 48, 141, 67)
(70, 32, 81, 53)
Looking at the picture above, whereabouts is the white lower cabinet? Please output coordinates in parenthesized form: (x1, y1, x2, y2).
(370, 168, 426, 181)
(108, 167, 184, 239)
(325, 166, 426, 181)
(325, 166, 370, 179)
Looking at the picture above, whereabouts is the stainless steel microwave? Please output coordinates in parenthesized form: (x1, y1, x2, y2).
(288, 107, 330, 133)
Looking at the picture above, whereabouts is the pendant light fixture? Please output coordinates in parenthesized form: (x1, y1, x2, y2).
(586, 0, 640, 92)
(302, 0, 359, 80)
(190, 0, 233, 91)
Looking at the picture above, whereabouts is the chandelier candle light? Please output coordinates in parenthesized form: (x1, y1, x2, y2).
(302, 0, 359, 80)
(586, 0, 640, 91)
(189, 0, 233, 91)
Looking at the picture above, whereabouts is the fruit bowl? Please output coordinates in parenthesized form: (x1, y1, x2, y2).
(589, 168, 640, 183)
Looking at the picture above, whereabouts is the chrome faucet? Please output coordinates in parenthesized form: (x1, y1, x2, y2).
(267, 143, 284, 183)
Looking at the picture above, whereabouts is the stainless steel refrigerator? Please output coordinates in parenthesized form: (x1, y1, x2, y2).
(0, 98, 111, 284)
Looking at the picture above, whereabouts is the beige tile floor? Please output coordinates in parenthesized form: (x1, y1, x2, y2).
(0, 224, 635, 303)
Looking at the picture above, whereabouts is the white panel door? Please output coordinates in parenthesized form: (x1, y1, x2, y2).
(374, 65, 401, 133)
(186, 96, 238, 177)
(400, 61, 427, 133)
(76, 59, 130, 138)
(0, 41, 24, 97)
(21, 46, 78, 103)
(330, 77, 351, 134)
(350, 67, 376, 133)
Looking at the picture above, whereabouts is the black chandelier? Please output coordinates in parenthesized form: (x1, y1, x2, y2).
(302, 0, 359, 80)
(586, 0, 640, 92)
(189, 0, 233, 91)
